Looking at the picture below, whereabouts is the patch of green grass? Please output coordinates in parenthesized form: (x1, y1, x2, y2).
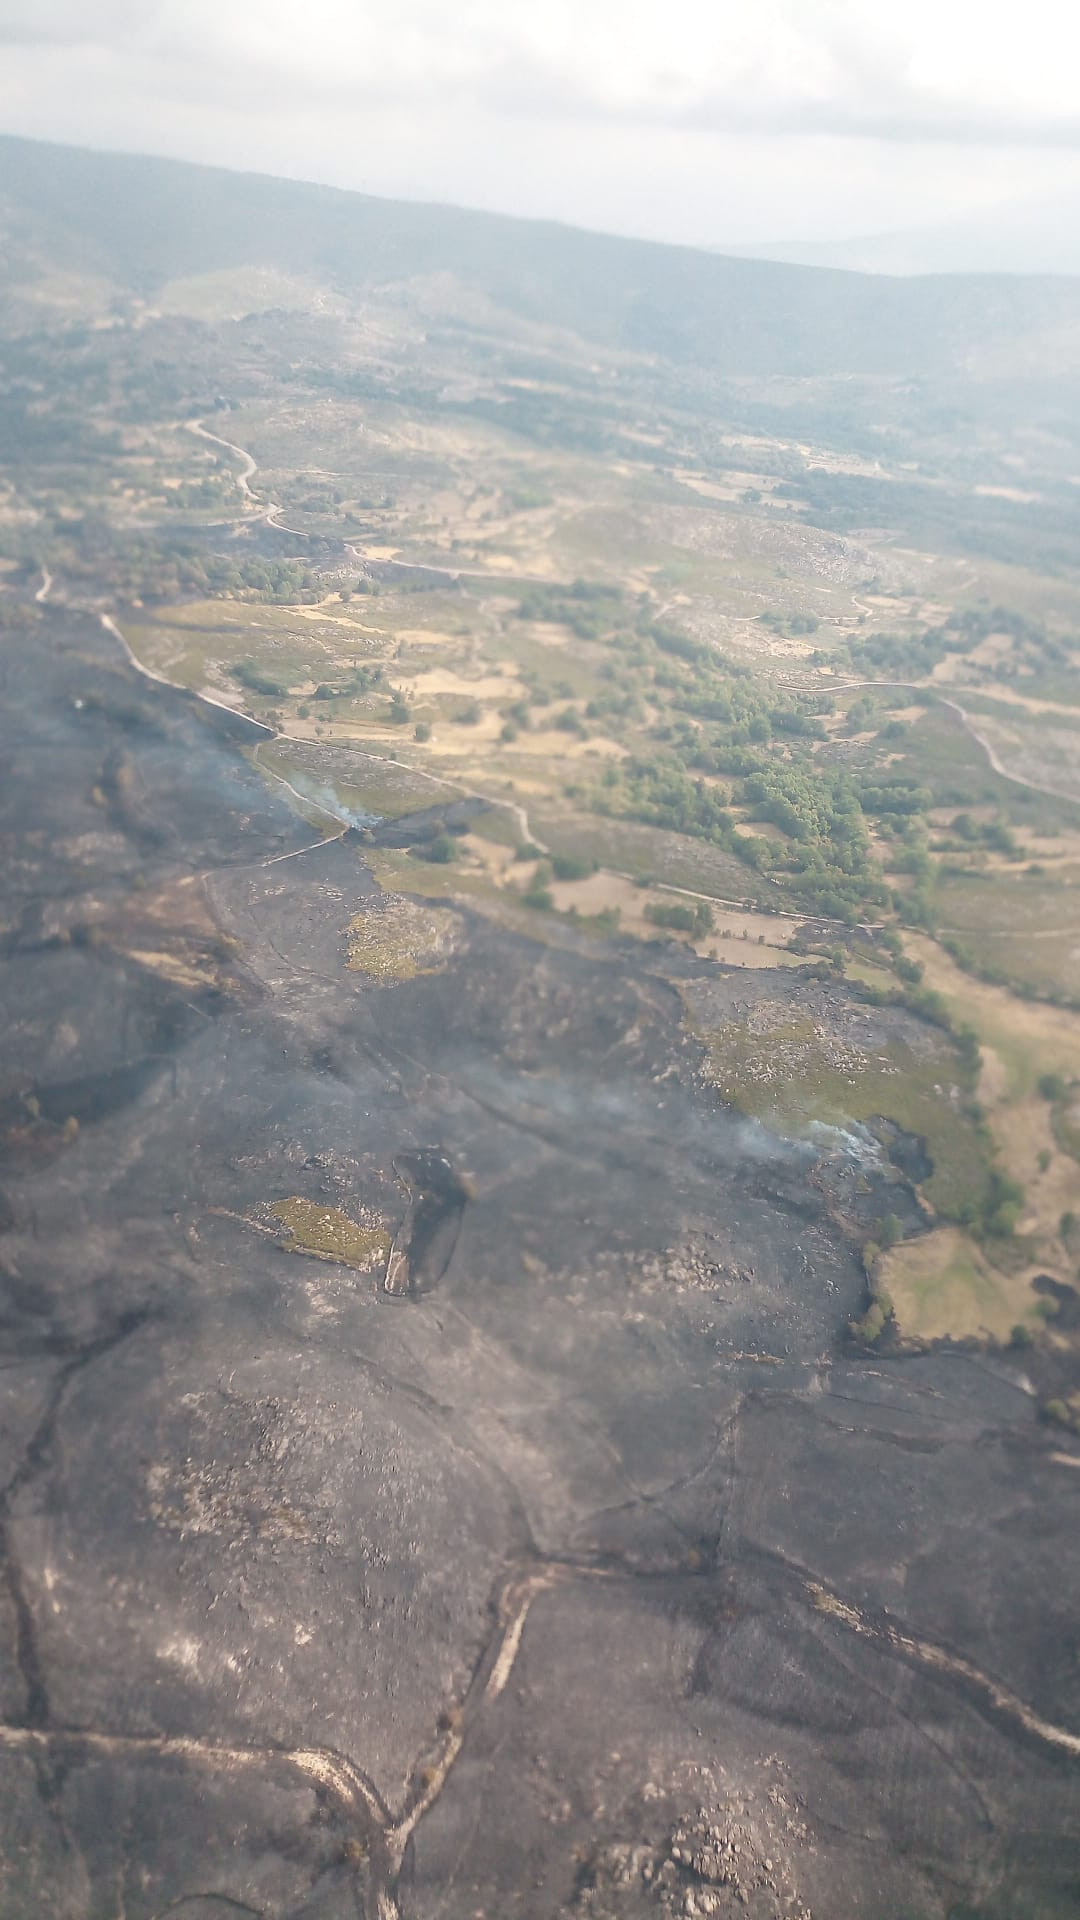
(367, 849, 498, 906)
(688, 1011, 988, 1218)
(882, 1227, 1042, 1343)
(345, 888, 462, 979)
(493, 628, 607, 699)
(271, 1197, 390, 1270)
(257, 742, 450, 820)
(467, 807, 524, 849)
(932, 869, 1080, 1000)
(530, 809, 779, 905)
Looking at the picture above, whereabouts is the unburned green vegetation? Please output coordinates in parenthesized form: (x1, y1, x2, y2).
(271, 1198, 390, 1271)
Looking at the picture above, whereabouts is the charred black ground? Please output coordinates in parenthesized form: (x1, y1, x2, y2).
(2, 606, 1079, 1919)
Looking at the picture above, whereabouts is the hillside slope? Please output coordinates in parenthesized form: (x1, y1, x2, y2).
(3, 133, 1080, 383)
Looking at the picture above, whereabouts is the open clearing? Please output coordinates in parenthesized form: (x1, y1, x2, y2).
(882, 1227, 1042, 1343)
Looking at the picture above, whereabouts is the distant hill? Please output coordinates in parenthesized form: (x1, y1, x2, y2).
(719, 196, 1080, 278)
(3, 134, 1080, 386)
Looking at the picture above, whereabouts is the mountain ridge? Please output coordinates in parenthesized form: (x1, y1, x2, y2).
(4, 132, 1080, 385)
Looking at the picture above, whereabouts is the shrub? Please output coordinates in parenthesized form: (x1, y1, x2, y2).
(851, 1301, 886, 1345)
(551, 853, 594, 881)
(878, 1213, 903, 1250)
(231, 658, 286, 697)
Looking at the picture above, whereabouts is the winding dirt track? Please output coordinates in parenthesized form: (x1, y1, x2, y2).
(185, 418, 257, 497)
(0, 1561, 562, 1918)
(2, 1550, 1078, 1917)
(174, 420, 1080, 829)
(180, 413, 1080, 813)
(806, 1580, 1080, 1759)
(186, 417, 338, 538)
(791, 673, 1080, 806)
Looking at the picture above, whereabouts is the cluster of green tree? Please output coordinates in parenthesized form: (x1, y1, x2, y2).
(161, 477, 232, 509)
(948, 605, 1047, 647)
(649, 620, 709, 663)
(517, 577, 626, 640)
(230, 657, 287, 697)
(604, 756, 735, 842)
(411, 833, 457, 864)
(590, 753, 887, 919)
(843, 604, 1060, 684)
(776, 469, 1080, 572)
(644, 898, 714, 935)
(758, 610, 820, 637)
(850, 1235, 899, 1346)
(559, 591, 891, 916)
(215, 557, 321, 603)
(941, 811, 1018, 853)
(583, 686, 642, 725)
(844, 621, 969, 681)
(55, 533, 324, 605)
(855, 777, 934, 821)
(311, 664, 385, 700)
(957, 1166, 1027, 1240)
(739, 763, 868, 860)
(645, 636, 832, 755)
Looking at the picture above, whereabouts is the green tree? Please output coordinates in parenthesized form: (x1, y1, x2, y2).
(422, 834, 457, 864)
(878, 1213, 903, 1250)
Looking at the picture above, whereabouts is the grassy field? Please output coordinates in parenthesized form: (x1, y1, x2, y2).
(683, 992, 988, 1220)
(905, 933, 1080, 1097)
(933, 866, 1080, 999)
(888, 932, 1080, 1336)
(880, 1227, 1043, 1344)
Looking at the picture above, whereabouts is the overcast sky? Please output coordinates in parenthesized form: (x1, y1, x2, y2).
(2, 0, 1079, 248)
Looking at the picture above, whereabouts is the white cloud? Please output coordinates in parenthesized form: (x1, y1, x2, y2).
(2, 0, 1077, 133)
(1, 0, 1078, 247)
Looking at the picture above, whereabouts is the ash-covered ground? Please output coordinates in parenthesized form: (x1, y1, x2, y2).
(1, 609, 1079, 1920)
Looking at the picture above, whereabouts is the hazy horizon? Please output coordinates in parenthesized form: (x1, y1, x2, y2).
(2, 0, 1080, 265)
(4, 124, 1080, 282)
